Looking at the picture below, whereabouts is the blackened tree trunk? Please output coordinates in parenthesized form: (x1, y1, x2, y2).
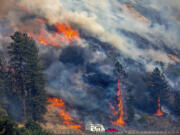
(146, 67, 170, 113)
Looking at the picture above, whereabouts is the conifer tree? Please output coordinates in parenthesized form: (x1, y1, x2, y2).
(8, 32, 47, 122)
(147, 67, 169, 112)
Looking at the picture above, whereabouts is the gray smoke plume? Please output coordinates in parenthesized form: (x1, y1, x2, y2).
(0, 0, 180, 127)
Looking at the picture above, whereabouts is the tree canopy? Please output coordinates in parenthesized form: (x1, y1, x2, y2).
(7, 32, 47, 122)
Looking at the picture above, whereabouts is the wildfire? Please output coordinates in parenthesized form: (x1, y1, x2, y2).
(155, 97, 163, 116)
(39, 38, 47, 46)
(29, 31, 60, 47)
(48, 97, 82, 130)
(55, 23, 80, 41)
(30, 18, 80, 47)
(110, 74, 126, 127)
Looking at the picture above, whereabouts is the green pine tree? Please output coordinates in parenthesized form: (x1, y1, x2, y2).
(23, 36, 47, 122)
(8, 32, 47, 122)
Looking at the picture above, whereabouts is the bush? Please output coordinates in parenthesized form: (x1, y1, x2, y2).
(0, 108, 54, 135)
(0, 108, 19, 135)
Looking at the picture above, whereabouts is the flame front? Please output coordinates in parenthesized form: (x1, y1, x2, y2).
(29, 18, 80, 47)
(155, 97, 163, 116)
(48, 97, 82, 130)
(55, 23, 80, 42)
(110, 74, 126, 127)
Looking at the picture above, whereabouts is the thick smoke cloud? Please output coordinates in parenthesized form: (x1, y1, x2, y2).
(59, 0, 180, 71)
(1, 0, 180, 71)
(0, 0, 180, 125)
(44, 45, 116, 123)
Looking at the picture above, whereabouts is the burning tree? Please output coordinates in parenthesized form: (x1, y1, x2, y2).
(147, 67, 169, 115)
(110, 61, 126, 127)
(7, 32, 47, 122)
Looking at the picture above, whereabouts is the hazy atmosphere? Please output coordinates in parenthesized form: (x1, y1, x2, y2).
(0, 0, 180, 134)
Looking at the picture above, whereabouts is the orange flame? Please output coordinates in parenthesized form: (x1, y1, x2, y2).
(55, 24, 80, 42)
(39, 38, 47, 46)
(30, 18, 80, 47)
(29, 31, 60, 47)
(48, 97, 82, 130)
(110, 74, 126, 127)
(155, 97, 163, 116)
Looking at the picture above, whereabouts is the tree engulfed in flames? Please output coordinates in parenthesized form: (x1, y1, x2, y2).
(48, 97, 82, 130)
(155, 97, 163, 116)
(110, 74, 126, 127)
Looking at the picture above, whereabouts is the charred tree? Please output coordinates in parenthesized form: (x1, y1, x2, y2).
(146, 67, 170, 113)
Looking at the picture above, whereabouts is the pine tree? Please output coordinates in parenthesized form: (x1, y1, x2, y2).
(8, 32, 47, 122)
(23, 37, 47, 122)
(147, 67, 169, 112)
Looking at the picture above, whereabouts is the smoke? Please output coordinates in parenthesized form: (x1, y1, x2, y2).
(18, 0, 105, 36)
(44, 45, 116, 124)
(0, 0, 180, 126)
(1, 0, 180, 71)
(59, 45, 88, 66)
(59, 0, 180, 71)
